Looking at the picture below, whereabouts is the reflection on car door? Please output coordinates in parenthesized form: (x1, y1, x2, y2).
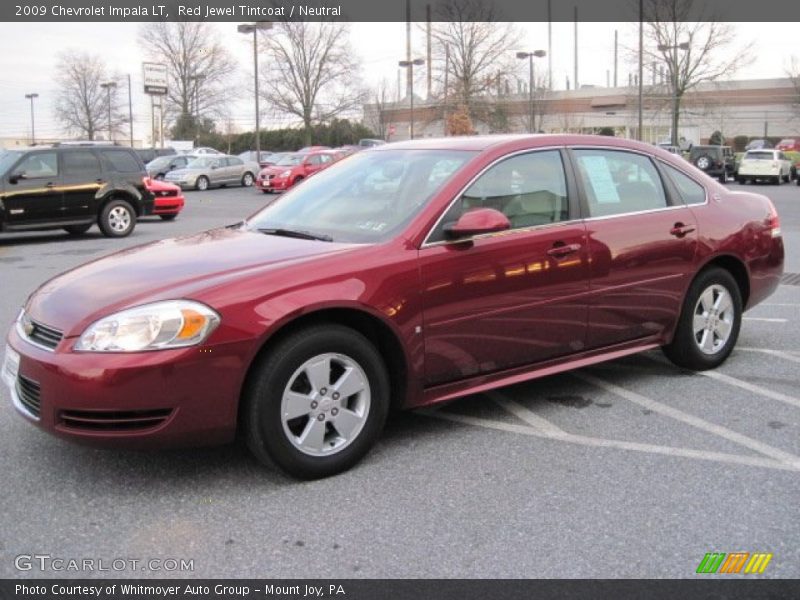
(419, 149, 589, 386)
(570, 148, 698, 349)
(3, 151, 62, 225)
(209, 158, 224, 185)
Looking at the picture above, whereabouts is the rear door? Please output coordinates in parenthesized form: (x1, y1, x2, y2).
(60, 149, 103, 220)
(2, 150, 62, 225)
(569, 148, 698, 349)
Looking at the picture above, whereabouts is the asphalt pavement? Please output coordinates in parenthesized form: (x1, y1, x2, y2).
(0, 181, 798, 578)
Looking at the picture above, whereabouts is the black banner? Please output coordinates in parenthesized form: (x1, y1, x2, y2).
(2, 580, 800, 600)
(4, 0, 800, 22)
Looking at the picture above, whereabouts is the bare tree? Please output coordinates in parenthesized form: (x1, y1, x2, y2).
(787, 56, 800, 125)
(259, 21, 365, 146)
(53, 50, 125, 140)
(642, 0, 751, 145)
(138, 22, 236, 137)
(364, 78, 393, 140)
(430, 0, 521, 124)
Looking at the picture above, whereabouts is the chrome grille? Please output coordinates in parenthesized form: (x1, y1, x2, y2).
(26, 320, 63, 350)
(16, 375, 41, 417)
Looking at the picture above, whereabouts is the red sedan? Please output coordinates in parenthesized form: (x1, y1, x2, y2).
(145, 177, 185, 221)
(256, 150, 338, 193)
(3, 135, 784, 479)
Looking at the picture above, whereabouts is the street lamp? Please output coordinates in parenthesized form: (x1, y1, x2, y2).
(657, 41, 690, 147)
(516, 50, 546, 134)
(238, 21, 273, 160)
(100, 82, 117, 142)
(398, 58, 425, 139)
(189, 73, 205, 144)
(24, 93, 38, 145)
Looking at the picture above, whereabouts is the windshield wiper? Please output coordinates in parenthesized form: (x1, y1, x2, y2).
(258, 228, 333, 242)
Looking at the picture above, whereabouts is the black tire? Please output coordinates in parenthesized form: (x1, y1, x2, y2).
(97, 198, 136, 238)
(261, 190, 271, 194)
(241, 172, 255, 187)
(735, 176, 744, 184)
(718, 172, 726, 183)
(159, 214, 178, 221)
(774, 176, 781, 185)
(195, 176, 210, 191)
(63, 223, 92, 236)
(244, 324, 390, 479)
(662, 267, 742, 371)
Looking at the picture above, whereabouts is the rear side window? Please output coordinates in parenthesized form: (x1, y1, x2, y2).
(227, 157, 243, 167)
(661, 163, 706, 205)
(573, 149, 667, 217)
(101, 150, 142, 173)
(62, 150, 100, 175)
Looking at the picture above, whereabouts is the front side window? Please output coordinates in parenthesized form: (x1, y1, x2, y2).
(14, 152, 58, 178)
(573, 149, 667, 217)
(428, 150, 569, 242)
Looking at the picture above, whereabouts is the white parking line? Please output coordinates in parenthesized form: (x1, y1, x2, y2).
(698, 370, 800, 410)
(574, 372, 800, 468)
(761, 303, 800, 307)
(423, 401, 798, 472)
(737, 347, 800, 365)
(743, 317, 789, 323)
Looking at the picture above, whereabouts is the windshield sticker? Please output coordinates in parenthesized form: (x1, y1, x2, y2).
(580, 156, 620, 204)
(356, 221, 388, 232)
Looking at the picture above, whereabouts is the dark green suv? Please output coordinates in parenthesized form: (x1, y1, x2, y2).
(688, 145, 735, 183)
(0, 145, 155, 238)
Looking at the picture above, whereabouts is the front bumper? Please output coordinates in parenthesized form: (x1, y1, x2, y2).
(4, 325, 249, 449)
(256, 176, 290, 191)
(153, 195, 186, 215)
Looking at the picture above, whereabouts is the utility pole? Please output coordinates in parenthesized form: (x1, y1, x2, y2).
(426, 4, 432, 99)
(614, 30, 618, 87)
(100, 81, 117, 142)
(24, 93, 38, 145)
(547, 0, 553, 89)
(573, 6, 578, 90)
(405, 0, 412, 99)
(443, 44, 450, 135)
(127, 74, 134, 147)
(637, 0, 643, 141)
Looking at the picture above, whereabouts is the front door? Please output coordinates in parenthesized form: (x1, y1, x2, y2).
(2, 151, 62, 225)
(419, 149, 590, 386)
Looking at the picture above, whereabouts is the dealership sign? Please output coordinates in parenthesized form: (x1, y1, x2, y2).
(142, 62, 168, 95)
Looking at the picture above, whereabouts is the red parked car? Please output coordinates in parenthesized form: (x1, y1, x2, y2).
(145, 177, 185, 221)
(776, 138, 800, 152)
(256, 150, 339, 193)
(3, 135, 784, 479)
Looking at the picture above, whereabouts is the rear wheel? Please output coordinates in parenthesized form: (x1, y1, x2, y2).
(244, 324, 390, 479)
(662, 267, 742, 371)
(98, 199, 135, 238)
(241, 172, 255, 187)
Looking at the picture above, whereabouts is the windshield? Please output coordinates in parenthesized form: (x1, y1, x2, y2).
(745, 151, 774, 160)
(0, 150, 22, 175)
(247, 149, 476, 243)
(275, 153, 303, 167)
(186, 157, 218, 168)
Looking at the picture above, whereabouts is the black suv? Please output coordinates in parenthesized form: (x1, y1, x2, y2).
(688, 145, 735, 183)
(0, 145, 154, 238)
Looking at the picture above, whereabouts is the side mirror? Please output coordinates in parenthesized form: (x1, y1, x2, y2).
(8, 172, 24, 184)
(444, 208, 511, 239)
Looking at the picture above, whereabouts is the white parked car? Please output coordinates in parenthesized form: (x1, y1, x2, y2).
(736, 149, 792, 185)
(189, 147, 222, 155)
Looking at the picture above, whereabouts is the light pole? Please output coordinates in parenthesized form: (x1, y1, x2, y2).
(658, 41, 689, 147)
(189, 73, 205, 145)
(238, 22, 273, 160)
(100, 82, 117, 142)
(24, 93, 38, 145)
(516, 50, 546, 133)
(399, 58, 424, 139)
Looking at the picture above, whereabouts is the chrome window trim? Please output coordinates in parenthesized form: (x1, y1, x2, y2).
(420, 145, 573, 249)
(423, 219, 577, 249)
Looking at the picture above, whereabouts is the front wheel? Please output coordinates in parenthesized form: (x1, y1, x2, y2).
(244, 324, 390, 479)
(98, 199, 136, 238)
(662, 268, 742, 371)
(195, 176, 209, 191)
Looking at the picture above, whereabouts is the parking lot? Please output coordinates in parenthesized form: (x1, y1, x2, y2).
(1, 182, 798, 578)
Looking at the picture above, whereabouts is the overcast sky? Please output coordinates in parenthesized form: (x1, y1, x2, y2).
(0, 21, 795, 143)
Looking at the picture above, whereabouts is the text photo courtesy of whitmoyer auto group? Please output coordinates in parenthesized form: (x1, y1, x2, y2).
(0, 0, 799, 598)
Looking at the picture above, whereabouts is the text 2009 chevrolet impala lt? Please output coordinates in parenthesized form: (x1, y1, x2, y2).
(3, 135, 784, 478)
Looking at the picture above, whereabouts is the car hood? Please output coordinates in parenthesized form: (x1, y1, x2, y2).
(25, 227, 361, 337)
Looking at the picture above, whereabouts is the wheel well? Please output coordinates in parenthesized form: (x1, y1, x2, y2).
(100, 193, 140, 216)
(240, 308, 409, 415)
(703, 255, 750, 307)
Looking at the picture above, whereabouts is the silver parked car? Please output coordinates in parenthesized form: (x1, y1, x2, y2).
(164, 155, 259, 191)
(145, 154, 191, 180)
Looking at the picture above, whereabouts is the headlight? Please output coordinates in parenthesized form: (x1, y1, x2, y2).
(74, 300, 220, 352)
(280, 170, 291, 178)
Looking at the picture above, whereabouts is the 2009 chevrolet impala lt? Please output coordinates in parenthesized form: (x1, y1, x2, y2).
(3, 135, 784, 478)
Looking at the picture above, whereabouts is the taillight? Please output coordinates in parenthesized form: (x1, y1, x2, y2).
(766, 200, 781, 238)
